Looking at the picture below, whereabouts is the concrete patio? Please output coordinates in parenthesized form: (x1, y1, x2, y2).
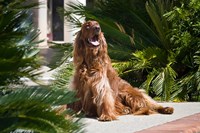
(82, 102, 200, 133)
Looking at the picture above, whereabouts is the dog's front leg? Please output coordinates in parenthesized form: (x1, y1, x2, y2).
(92, 76, 117, 121)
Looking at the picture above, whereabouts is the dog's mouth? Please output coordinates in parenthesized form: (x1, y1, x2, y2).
(88, 35, 100, 46)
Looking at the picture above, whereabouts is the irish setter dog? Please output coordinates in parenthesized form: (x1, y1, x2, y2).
(70, 20, 174, 121)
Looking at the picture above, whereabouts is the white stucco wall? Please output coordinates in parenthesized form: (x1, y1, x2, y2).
(38, 0, 48, 48)
(64, 0, 86, 43)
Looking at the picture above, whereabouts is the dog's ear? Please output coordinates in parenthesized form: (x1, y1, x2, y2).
(73, 31, 84, 66)
(98, 32, 110, 63)
(99, 32, 108, 53)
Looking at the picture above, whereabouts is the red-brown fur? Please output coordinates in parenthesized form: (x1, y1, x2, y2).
(70, 20, 174, 121)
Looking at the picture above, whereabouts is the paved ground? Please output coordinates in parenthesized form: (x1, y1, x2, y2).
(81, 102, 200, 133)
(137, 112, 200, 133)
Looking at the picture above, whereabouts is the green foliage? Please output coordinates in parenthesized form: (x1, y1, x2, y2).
(110, 0, 178, 101)
(51, 63, 74, 90)
(145, 0, 173, 50)
(94, 0, 152, 48)
(130, 48, 178, 101)
(0, 0, 42, 86)
(0, 87, 82, 133)
(47, 42, 73, 69)
(0, 0, 83, 132)
(46, 42, 74, 90)
(164, 0, 200, 101)
(130, 0, 200, 101)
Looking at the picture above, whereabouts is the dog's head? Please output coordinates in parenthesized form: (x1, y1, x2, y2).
(80, 20, 102, 47)
(73, 20, 108, 66)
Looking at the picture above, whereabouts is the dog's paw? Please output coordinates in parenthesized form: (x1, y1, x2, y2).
(163, 107, 174, 114)
(98, 114, 117, 121)
(122, 106, 132, 115)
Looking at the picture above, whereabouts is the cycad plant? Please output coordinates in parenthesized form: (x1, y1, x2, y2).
(0, 0, 41, 86)
(164, 0, 200, 101)
(0, 0, 82, 132)
(109, 0, 200, 101)
(128, 0, 177, 101)
(0, 87, 81, 133)
(133, 0, 200, 101)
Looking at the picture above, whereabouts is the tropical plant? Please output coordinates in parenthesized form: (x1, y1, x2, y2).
(0, 0, 82, 132)
(164, 0, 200, 101)
(115, 0, 200, 101)
(0, 0, 42, 86)
(50, 50, 74, 91)
(113, 0, 200, 101)
(129, 0, 178, 101)
(47, 42, 73, 70)
(0, 87, 82, 133)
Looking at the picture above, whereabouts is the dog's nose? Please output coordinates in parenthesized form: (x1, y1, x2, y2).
(94, 26, 100, 32)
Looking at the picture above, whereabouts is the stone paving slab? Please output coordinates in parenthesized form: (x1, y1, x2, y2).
(82, 102, 200, 133)
(137, 113, 200, 133)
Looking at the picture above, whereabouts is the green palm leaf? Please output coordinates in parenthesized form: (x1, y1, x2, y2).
(0, 87, 77, 106)
(145, 0, 173, 49)
(0, 87, 82, 133)
(140, 69, 158, 94)
(0, 0, 42, 85)
(152, 64, 177, 101)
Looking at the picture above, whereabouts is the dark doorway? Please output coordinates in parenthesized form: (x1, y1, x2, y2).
(86, 0, 95, 7)
(52, 0, 64, 41)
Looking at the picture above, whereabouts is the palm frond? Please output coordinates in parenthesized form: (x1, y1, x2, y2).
(145, 0, 173, 49)
(131, 47, 168, 70)
(0, 87, 77, 106)
(95, 0, 160, 49)
(140, 69, 158, 94)
(47, 42, 73, 69)
(0, 87, 82, 133)
(51, 63, 74, 90)
(0, 0, 42, 85)
(131, 51, 152, 71)
(194, 49, 200, 92)
(112, 61, 134, 76)
(196, 67, 200, 92)
(152, 64, 177, 101)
